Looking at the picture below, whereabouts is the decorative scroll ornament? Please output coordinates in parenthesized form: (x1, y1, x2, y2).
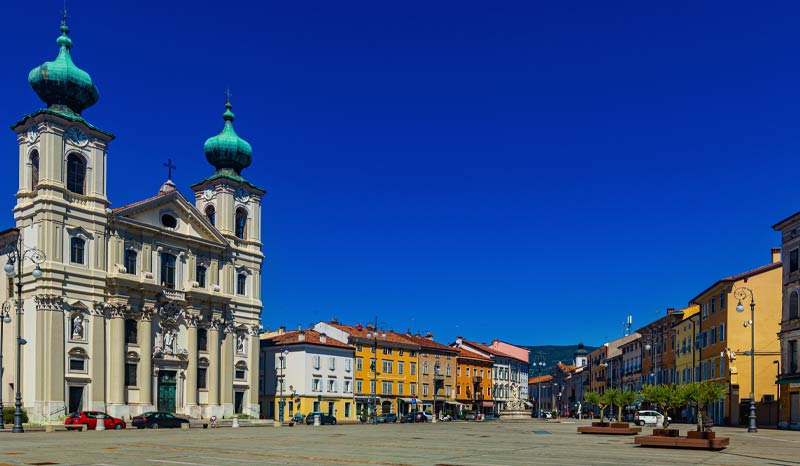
(249, 324, 262, 336)
(34, 294, 65, 311)
(158, 300, 184, 326)
(185, 313, 200, 328)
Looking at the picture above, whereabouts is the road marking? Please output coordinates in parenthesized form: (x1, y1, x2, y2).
(146, 461, 206, 466)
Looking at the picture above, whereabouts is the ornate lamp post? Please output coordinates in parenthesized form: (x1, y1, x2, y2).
(0, 302, 11, 430)
(4, 232, 45, 433)
(365, 325, 385, 424)
(532, 352, 546, 418)
(277, 347, 289, 422)
(734, 286, 757, 433)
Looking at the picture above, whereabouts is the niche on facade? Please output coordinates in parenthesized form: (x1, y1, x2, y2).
(153, 301, 188, 360)
(234, 360, 248, 382)
(67, 302, 89, 342)
(235, 326, 247, 356)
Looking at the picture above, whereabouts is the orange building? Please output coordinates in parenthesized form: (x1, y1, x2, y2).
(453, 347, 493, 415)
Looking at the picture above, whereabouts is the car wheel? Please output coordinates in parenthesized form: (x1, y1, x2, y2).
(137, 426, 144, 429)
(331, 419, 337, 425)
(150, 422, 159, 429)
(114, 423, 123, 430)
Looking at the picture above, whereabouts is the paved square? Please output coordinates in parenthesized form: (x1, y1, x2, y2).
(1, 420, 799, 466)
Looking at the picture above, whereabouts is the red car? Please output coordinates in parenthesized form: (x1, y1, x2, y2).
(65, 411, 126, 430)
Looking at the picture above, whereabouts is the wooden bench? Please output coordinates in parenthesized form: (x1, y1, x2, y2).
(635, 435, 730, 450)
(577, 426, 642, 435)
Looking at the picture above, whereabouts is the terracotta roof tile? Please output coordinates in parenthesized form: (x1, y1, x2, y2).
(453, 346, 493, 362)
(327, 323, 420, 347)
(111, 191, 172, 213)
(401, 333, 459, 353)
(528, 375, 552, 384)
(262, 329, 352, 350)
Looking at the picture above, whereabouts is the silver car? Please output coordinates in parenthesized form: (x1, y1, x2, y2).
(634, 410, 671, 426)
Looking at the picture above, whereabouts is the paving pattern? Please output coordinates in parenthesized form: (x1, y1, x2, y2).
(0, 420, 799, 466)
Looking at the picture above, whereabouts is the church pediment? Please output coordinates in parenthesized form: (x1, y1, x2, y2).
(112, 191, 227, 248)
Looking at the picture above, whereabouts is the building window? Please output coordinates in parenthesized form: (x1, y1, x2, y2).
(369, 380, 376, 394)
(160, 253, 176, 288)
(70, 237, 85, 264)
(30, 151, 39, 189)
(345, 359, 351, 372)
(235, 208, 247, 239)
(399, 349, 404, 356)
(198, 328, 208, 351)
(466, 367, 471, 377)
(329, 357, 336, 370)
(237, 273, 247, 295)
(720, 292, 726, 309)
(398, 361, 404, 374)
(791, 340, 798, 373)
(791, 250, 799, 273)
(382, 347, 392, 355)
(124, 249, 137, 275)
(423, 384, 429, 396)
(66, 153, 86, 194)
(381, 381, 392, 395)
(356, 344, 362, 352)
(356, 357, 363, 371)
(68, 357, 86, 373)
(205, 205, 215, 226)
(382, 360, 393, 374)
(235, 367, 247, 380)
(125, 319, 138, 344)
(312, 378, 322, 392)
(198, 367, 208, 389)
(356, 379, 363, 393)
(397, 382, 404, 395)
(718, 323, 725, 342)
(196, 265, 206, 288)
(327, 379, 336, 392)
(344, 380, 352, 393)
(711, 297, 716, 314)
(125, 363, 137, 386)
(423, 362, 428, 375)
(161, 214, 178, 229)
(446, 364, 451, 376)
(410, 362, 416, 375)
(791, 291, 800, 320)
(313, 355, 321, 369)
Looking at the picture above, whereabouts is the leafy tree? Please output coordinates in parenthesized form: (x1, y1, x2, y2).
(694, 382, 726, 432)
(584, 391, 602, 420)
(641, 384, 683, 428)
(618, 391, 637, 423)
(604, 389, 621, 422)
(677, 383, 700, 431)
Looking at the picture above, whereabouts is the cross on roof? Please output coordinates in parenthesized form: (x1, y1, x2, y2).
(225, 88, 232, 104)
(163, 158, 176, 180)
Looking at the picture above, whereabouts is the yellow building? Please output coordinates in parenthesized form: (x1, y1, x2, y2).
(314, 321, 422, 416)
(690, 251, 782, 426)
(673, 305, 700, 385)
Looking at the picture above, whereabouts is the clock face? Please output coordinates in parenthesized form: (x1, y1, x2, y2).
(234, 187, 250, 203)
(203, 188, 215, 201)
(65, 127, 88, 147)
(27, 124, 39, 143)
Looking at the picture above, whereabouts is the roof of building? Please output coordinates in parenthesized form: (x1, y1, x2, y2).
(557, 362, 576, 373)
(689, 261, 782, 303)
(401, 333, 458, 354)
(606, 332, 642, 359)
(261, 329, 352, 350)
(453, 346, 493, 362)
(529, 375, 553, 384)
(326, 323, 420, 347)
(460, 338, 528, 363)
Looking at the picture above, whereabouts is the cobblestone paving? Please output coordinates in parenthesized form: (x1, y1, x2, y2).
(0, 420, 799, 466)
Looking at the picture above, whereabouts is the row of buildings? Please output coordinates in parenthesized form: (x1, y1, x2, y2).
(532, 240, 799, 429)
(257, 321, 531, 422)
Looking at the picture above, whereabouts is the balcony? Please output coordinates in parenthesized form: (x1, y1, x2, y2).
(434, 373, 445, 381)
(472, 376, 482, 384)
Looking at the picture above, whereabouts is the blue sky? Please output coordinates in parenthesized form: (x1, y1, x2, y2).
(1, 1, 798, 347)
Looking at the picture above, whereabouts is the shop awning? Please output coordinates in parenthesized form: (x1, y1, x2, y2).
(777, 377, 800, 385)
(482, 401, 494, 407)
(445, 401, 464, 406)
(397, 398, 415, 403)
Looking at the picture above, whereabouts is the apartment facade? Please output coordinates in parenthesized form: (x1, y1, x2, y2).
(773, 215, 800, 428)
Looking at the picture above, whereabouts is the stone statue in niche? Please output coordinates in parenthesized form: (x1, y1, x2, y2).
(71, 315, 84, 340)
(236, 334, 245, 354)
(163, 329, 176, 353)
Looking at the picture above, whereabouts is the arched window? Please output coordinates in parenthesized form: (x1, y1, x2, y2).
(205, 205, 216, 226)
(236, 273, 247, 296)
(30, 151, 40, 189)
(791, 291, 800, 320)
(235, 208, 247, 239)
(124, 249, 137, 275)
(70, 237, 85, 264)
(196, 265, 206, 288)
(198, 328, 208, 352)
(66, 153, 86, 194)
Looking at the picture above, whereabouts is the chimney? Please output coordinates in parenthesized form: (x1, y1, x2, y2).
(666, 307, 675, 315)
(298, 330, 306, 342)
(330, 317, 338, 324)
(425, 332, 433, 340)
(278, 326, 286, 335)
(319, 332, 327, 344)
(456, 336, 462, 347)
(772, 248, 781, 264)
(407, 328, 412, 336)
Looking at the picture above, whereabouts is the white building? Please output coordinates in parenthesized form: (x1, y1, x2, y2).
(260, 329, 356, 422)
(0, 18, 264, 422)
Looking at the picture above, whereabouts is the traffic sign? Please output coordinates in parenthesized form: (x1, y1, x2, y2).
(411, 398, 417, 405)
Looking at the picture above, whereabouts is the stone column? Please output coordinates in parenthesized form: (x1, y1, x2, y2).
(247, 324, 260, 414)
(139, 309, 154, 409)
(108, 307, 126, 413)
(185, 315, 199, 413)
(207, 321, 221, 409)
(89, 304, 106, 411)
(221, 323, 234, 415)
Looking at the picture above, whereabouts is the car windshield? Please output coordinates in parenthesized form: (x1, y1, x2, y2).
(69, 412, 81, 418)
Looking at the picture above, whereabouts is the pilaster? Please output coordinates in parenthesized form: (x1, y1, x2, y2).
(221, 323, 234, 416)
(185, 314, 199, 415)
(207, 320, 221, 409)
(108, 305, 126, 413)
(139, 308, 154, 410)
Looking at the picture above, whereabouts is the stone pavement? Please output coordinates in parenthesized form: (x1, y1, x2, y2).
(0, 419, 799, 466)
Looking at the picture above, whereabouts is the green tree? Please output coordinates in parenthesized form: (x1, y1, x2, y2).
(604, 389, 621, 422)
(618, 390, 637, 423)
(677, 383, 700, 431)
(584, 392, 602, 420)
(694, 382, 726, 432)
(641, 384, 682, 428)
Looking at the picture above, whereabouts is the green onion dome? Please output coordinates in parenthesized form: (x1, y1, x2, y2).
(28, 22, 99, 115)
(203, 101, 253, 173)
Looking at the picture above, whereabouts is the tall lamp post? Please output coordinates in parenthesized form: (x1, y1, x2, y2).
(277, 347, 288, 422)
(366, 325, 385, 424)
(433, 361, 440, 423)
(4, 231, 45, 433)
(0, 303, 11, 430)
(774, 360, 780, 428)
(734, 286, 758, 433)
(532, 352, 546, 418)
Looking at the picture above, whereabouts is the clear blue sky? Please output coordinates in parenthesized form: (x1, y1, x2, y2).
(1, 1, 798, 347)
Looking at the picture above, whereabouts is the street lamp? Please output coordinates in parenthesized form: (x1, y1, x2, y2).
(4, 232, 45, 433)
(532, 352, 546, 418)
(734, 286, 757, 433)
(774, 360, 780, 428)
(433, 361, 440, 423)
(366, 325, 385, 424)
(277, 347, 289, 422)
(0, 303, 11, 430)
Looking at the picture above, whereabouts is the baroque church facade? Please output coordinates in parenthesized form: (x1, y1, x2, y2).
(0, 19, 264, 422)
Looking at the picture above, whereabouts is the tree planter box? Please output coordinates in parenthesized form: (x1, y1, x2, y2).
(635, 434, 729, 450)
(578, 424, 642, 435)
(686, 431, 715, 440)
(652, 428, 680, 437)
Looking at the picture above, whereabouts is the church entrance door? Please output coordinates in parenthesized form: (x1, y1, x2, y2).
(68, 386, 84, 413)
(234, 391, 244, 414)
(158, 371, 177, 413)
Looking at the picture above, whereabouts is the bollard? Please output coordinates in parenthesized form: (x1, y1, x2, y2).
(232, 415, 240, 428)
(95, 414, 106, 431)
(314, 414, 321, 426)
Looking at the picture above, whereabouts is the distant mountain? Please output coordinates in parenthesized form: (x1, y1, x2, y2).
(521, 344, 597, 376)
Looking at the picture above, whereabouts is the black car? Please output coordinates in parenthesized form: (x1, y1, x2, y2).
(376, 413, 398, 423)
(305, 412, 337, 425)
(400, 412, 426, 423)
(131, 412, 189, 429)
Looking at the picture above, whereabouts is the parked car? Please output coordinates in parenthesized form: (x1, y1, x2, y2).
(65, 411, 126, 430)
(464, 411, 479, 421)
(633, 410, 671, 426)
(132, 412, 189, 429)
(376, 413, 398, 423)
(421, 411, 433, 422)
(401, 412, 427, 423)
(539, 410, 552, 419)
(292, 413, 305, 423)
(305, 412, 337, 425)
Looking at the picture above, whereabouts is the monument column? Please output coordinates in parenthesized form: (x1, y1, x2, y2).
(207, 320, 221, 410)
(108, 306, 126, 414)
(220, 323, 234, 415)
(139, 309, 154, 409)
(185, 314, 199, 414)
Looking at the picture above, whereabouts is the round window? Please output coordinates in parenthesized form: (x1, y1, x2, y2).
(161, 214, 178, 228)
